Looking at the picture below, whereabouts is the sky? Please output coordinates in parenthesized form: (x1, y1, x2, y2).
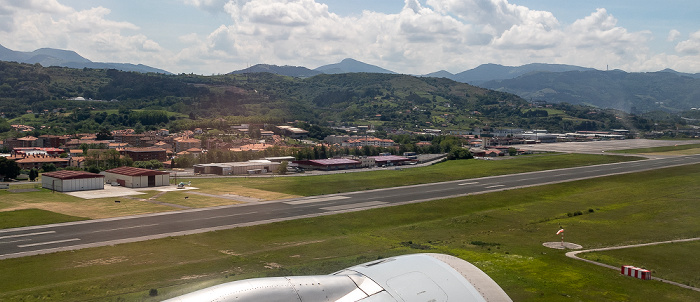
(1, 0, 699, 75)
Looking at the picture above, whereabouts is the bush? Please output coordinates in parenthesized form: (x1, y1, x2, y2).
(149, 289, 158, 297)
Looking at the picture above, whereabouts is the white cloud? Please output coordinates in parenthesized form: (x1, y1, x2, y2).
(184, 0, 230, 13)
(1, 0, 698, 75)
(667, 29, 681, 42)
(675, 30, 700, 55)
(0, 0, 169, 68)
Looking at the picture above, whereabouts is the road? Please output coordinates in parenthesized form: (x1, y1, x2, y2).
(1, 154, 699, 260)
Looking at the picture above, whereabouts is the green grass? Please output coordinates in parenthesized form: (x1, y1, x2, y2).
(0, 209, 87, 229)
(580, 241, 700, 288)
(610, 143, 700, 154)
(187, 153, 641, 196)
(0, 164, 698, 301)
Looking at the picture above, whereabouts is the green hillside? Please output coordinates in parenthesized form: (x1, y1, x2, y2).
(0, 61, 679, 136)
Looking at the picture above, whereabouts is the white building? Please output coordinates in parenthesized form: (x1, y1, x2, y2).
(42, 171, 105, 192)
(103, 167, 170, 188)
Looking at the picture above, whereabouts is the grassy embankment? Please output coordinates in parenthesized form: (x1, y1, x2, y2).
(610, 143, 700, 155)
(0, 153, 639, 227)
(0, 162, 698, 301)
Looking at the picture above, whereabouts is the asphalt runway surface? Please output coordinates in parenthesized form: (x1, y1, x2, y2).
(1, 153, 699, 260)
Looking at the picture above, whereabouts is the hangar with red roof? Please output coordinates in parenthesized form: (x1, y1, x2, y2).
(103, 166, 170, 188)
(368, 155, 411, 167)
(293, 158, 361, 171)
(42, 170, 105, 192)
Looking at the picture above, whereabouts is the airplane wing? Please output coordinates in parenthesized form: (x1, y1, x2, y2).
(163, 253, 511, 302)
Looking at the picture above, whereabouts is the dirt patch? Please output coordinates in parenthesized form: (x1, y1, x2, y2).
(180, 274, 209, 280)
(274, 240, 324, 248)
(8, 189, 40, 193)
(543, 242, 583, 250)
(219, 250, 242, 256)
(264, 262, 282, 269)
(73, 256, 129, 268)
(210, 185, 300, 201)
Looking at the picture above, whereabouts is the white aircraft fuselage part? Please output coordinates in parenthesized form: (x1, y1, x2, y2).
(163, 253, 512, 302)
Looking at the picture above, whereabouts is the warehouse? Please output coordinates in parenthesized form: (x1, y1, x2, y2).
(193, 160, 280, 175)
(369, 155, 411, 167)
(103, 166, 170, 188)
(42, 171, 105, 192)
(293, 158, 361, 171)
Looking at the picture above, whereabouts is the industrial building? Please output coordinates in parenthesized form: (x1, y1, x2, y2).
(369, 155, 411, 166)
(103, 166, 170, 188)
(293, 158, 361, 171)
(193, 160, 280, 175)
(42, 171, 105, 192)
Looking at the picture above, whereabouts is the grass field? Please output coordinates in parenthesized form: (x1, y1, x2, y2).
(0, 164, 698, 301)
(182, 153, 641, 197)
(579, 241, 700, 288)
(610, 143, 700, 155)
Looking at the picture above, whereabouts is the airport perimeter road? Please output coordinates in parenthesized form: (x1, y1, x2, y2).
(2, 154, 699, 260)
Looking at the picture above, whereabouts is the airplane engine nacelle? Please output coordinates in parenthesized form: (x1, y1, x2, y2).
(164, 253, 511, 302)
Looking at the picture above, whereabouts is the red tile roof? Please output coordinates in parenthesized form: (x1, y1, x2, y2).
(105, 166, 170, 176)
(43, 170, 104, 180)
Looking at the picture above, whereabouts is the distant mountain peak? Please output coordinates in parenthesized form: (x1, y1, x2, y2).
(315, 58, 395, 74)
(229, 63, 321, 78)
(0, 44, 171, 74)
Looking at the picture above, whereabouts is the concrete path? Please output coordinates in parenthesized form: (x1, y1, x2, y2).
(566, 237, 700, 292)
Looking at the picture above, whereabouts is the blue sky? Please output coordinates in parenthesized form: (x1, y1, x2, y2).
(1, 0, 699, 75)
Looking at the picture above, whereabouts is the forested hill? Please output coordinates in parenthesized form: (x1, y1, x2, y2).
(0, 61, 664, 135)
(481, 69, 700, 113)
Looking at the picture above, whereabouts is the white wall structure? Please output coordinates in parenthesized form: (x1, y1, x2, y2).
(103, 167, 170, 188)
(42, 171, 105, 192)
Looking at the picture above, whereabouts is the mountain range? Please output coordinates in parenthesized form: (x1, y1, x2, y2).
(230, 58, 395, 78)
(0, 44, 171, 74)
(2, 44, 700, 113)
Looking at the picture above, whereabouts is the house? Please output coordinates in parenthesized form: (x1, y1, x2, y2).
(103, 167, 170, 188)
(6, 154, 70, 170)
(42, 171, 105, 192)
(118, 147, 167, 162)
(174, 137, 202, 153)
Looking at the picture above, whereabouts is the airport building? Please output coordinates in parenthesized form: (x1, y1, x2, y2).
(193, 160, 280, 175)
(103, 166, 170, 188)
(41, 170, 105, 192)
(293, 158, 361, 171)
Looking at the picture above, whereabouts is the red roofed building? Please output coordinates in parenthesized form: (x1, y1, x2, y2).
(118, 147, 167, 162)
(42, 171, 104, 192)
(6, 154, 70, 170)
(293, 158, 361, 171)
(103, 166, 170, 188)
(368, 155, 411, 167)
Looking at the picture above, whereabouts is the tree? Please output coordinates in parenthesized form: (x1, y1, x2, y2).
(0, 157, 21, 180)
(41, 163, 57, 172)
(277, 161, 288, 175)
(28, 168, 39, 181)
(508, 147, 518, 156)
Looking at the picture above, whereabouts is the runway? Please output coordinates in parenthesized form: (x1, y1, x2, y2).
(1, 154, 699, 260)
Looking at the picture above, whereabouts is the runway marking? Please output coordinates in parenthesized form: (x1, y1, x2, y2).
(458, 182, 479, 186)
(18, 238, 81, 248)
(0, 239, 32, 244)
(0, 231, 56, 240)
(285, 196, 349, 205)
(179, 212, 257, 223)
(89, 224, 161, 233)
(321, 201, 387, 211)
(485, 185, 505, 189)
